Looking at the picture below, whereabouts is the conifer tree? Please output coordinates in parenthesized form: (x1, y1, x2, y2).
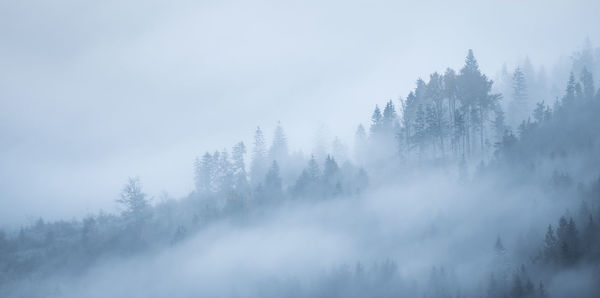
(370, 105, 383, 135)
(250, 126, 268, 186)
(354, 125, 368, 164)
(231, 142, 248, 191)
(269, 122, 288, 163)
(580, 68, 595, 100)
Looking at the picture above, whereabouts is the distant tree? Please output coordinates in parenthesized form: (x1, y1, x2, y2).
(382, 100, 398, 134)
(269, 122, 289, 163)
(427, 73, 447, 156)
(323, 155, 340, 195)
(533, 101, 547, 123)
(307, 155, 321, 181)
(413, 104, 426, 158)
(263, 161, 283, 200)
(194, 152, 214, 193)
(117, 177, 151, 222)
(562, 73, 577, 105)
(457, 49, 495, 155)
(231, 142, 249, 191)
(509, 67, 529, 126)
(582, 215, 598, 257)
(250, 126, 268, 186)
(543, 224, 557, 262)
(354, 125, 368, 164)
(492, 105, 506, 143)
(216, 149, 233, 193)
(370, 105, 383, 135)
(444, 68, 458, 148)
(556, 216, 580, 265)
(293, 155, 323, 197)
(580, 68, 595, 100)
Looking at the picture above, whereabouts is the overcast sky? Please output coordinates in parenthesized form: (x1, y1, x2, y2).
(1, 0, 599, 225)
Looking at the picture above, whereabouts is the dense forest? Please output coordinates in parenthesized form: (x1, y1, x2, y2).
(1, 41, 600, 297)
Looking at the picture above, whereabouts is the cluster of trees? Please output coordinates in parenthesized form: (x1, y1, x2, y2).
(355, 50, 504, 169)
(193, 123, 369, 208)
(2, 42, 600, 297)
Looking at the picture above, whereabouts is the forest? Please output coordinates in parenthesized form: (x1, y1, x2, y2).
(2, 38, 600, 297)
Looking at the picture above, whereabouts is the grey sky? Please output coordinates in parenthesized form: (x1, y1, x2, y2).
(1, 0, 599, 225)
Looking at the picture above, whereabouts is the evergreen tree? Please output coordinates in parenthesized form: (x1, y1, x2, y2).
(457, 49, 494, 155)
(533, 101, 547, 123)
(250, 126, 268, 186)
(323, 155, 340, 194)
(382, 100, 398, 133)
(563, 73, 577, 105)
(195, 152, 215, 193)
(370, 105, 383, 135)
(269, 122, 289, 163)
(263, 161, 283, 200)
(493, 106, 506, 144)
(544, 225, 558, 262)
(510, 67, 529, 126)
(231, 142, 248, 191)
(354, 124, 368, 164)
(580, 68, 594, 100)
(414, 104, 426, 157)
(216, 149, 233, 193)
(444, 68, 458, 146)
(307, 155, 321, 181)
(293, 155, 322, 197)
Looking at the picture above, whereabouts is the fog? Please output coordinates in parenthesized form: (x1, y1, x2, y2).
(4, 171, 582, 297)
(2, 0, 600, 297)
(1, 0, 599, 224)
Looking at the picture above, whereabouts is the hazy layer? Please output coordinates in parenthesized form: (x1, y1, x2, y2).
(1, 0, 599, 224)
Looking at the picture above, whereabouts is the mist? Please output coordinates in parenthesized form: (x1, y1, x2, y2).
(2, 0, 600, 297)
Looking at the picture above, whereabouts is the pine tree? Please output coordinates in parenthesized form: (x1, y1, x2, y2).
(263, 161, 283, 199)
(269, 122, 288, 163)
(216, 149, 233, 193)
(323, 155, 340, 194)
(414, 104, 426, 157)
(580, 68, 595, 100)
(382, 100, 398, 133)
(307, 155, 321, 181)
(427, 72, 447, 156)
(563, 73, 577, 105)
(493, 106, 506, 144)
(250, 126, 268, 186)
(231, 142, 248, 191)
(533, 101, 547, 123)
(354, 125, 367, 164)
(510, 67, 529, 126)
(195, 152, 215, 193)
(457, 49, 494, 155)
(370, 105, 383, 135)
(544, 224, 558, 262)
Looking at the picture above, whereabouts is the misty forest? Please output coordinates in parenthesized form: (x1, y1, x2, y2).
(2, 2, 600, 298)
